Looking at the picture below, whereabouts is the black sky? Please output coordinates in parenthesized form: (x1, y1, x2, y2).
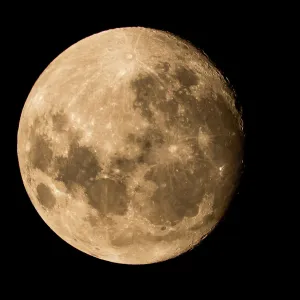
(11, 8, 255, 274)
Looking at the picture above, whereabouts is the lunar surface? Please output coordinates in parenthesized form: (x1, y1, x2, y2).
(17, 27, 244, 264)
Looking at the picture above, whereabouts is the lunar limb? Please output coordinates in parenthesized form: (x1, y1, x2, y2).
(17, 27, 244, 264)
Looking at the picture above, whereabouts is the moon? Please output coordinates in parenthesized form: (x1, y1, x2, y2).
(17, 27, 244, 264)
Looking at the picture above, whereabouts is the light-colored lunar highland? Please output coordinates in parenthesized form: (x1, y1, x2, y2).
(17, 27, 244, 264)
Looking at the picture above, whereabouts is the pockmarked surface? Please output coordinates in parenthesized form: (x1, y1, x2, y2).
(17, 27, 244, 264)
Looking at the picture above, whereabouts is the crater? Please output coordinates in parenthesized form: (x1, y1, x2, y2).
(125, 53, 134, 60)
(36, 183, 56, 209)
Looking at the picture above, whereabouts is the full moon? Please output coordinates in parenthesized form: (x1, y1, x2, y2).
(17, 27, 244, 264)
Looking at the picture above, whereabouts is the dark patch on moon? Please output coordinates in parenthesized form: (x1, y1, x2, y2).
(128, 128, 165, 151)
(113, 157, 137, 173)
(128, 67, 242, 226)
(28, 134, 53, 173)
(174, 66, 198, 88)
(131, 74, 166, 123)
(86, 178, 128, 216)
(36, 183, 56, 209)
(130, 65, 242, 165)
(55, 141, 101, 190)
(138, 129, 165, 158)
(156, 87, 205, 136)
(154, 61, 171, 78)
(190, 94, 244, 164)
(136, 155, 145, 164)
(52, 111, 69, 132)
(144, 163, 209, 225)
(126, 128, 165, 166)
(130, 67, 202, 136)
(137, 74, 243, 166)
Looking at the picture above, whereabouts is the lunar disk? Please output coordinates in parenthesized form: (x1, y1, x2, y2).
(17, 27, 244, 264)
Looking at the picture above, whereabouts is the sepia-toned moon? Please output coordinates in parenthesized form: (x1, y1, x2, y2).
(17, 27, 244, 264)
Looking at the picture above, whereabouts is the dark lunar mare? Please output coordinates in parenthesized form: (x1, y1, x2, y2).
(173, 65, 199, 87)
(130, 63, 200, 126)
(28, 113, 131, 219)
(130, 65, 243, 226)
(52, 110, 69, 132)
(55, 141, 101, 191)
(126, 127, 165, 165)
(86, 178, 128, 216)
(28, 118, 54, 174)
(133, 62, 243, 157)
(131, 75, 166, 123)
(143, 159, 211, 225)
(36, 183, 56, 209)
(28, 134, 53, 173)
(53, 139, 131, 217)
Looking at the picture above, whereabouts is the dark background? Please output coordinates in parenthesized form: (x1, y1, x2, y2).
(11, 8, 255, 274)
